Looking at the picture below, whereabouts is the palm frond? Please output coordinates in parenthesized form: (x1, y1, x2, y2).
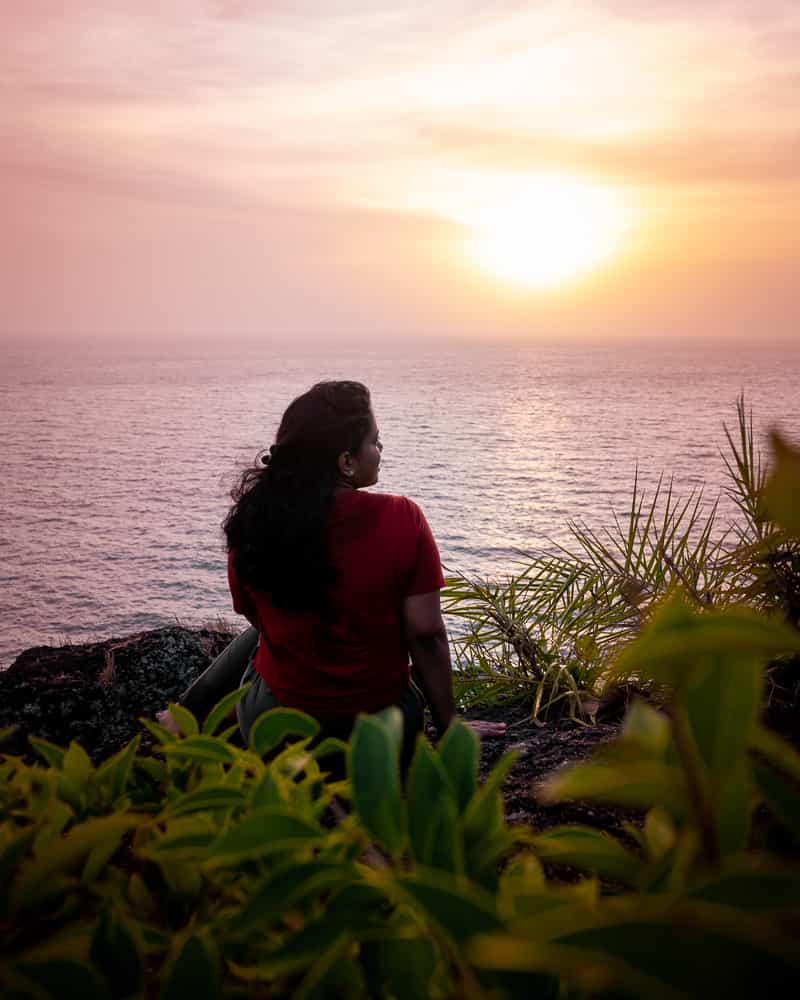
(442, 396, 799, 722)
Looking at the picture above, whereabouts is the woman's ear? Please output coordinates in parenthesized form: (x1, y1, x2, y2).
(337, 451, 355, 479)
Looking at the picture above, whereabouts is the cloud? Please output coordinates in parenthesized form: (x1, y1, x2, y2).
(1, 1, 798, 341)
(413, 122, 800, 188)
(3, 0, 798, 239)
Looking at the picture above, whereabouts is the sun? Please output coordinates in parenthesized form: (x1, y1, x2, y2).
(468, 175, 630, 289)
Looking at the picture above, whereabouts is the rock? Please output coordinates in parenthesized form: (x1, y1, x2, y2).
(0, 626, 236, 761)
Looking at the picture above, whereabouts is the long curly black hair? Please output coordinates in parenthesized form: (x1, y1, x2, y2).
(223, 380, 373, 612)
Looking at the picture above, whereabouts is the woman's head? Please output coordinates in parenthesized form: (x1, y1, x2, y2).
(268, 380, 379, 489)
(223, 380, 378, 611)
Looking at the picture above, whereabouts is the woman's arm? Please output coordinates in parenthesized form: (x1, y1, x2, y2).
(403, 591, 506, 739)
(404, 591, 456, 735)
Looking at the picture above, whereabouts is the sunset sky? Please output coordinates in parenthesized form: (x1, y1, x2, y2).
(2, 1, 798, 343)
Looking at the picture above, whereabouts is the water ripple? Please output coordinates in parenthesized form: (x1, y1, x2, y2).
(1, 339, 798, 666)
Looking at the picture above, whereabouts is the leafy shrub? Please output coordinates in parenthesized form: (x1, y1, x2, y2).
(5, 579, 800, 999)
(470, 431, 800, 997)
(0, 689, 527, 998)
(443, 397, 800, 721)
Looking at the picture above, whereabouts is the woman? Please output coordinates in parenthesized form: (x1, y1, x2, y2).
(158, 381, 505, 764)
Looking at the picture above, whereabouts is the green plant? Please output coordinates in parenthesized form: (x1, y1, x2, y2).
(464, 433, 800, 998)
(442, 569, 598, 723)
(464, 595, 800, 997)
(443, 397, 800, 720)
(443, 471, 727, 724)
(0, 688, 527, 998)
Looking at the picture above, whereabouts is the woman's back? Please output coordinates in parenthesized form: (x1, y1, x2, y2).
(229, 491, 443, 716)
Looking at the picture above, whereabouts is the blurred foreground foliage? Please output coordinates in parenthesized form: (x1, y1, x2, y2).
(3, 591, 800, 997)
(443, 397, 800, 722)
(2, 416, 800, 998)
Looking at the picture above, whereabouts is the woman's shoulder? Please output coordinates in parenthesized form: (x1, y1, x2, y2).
(343, 490, 428, 525)
(362, 491, 423, 514)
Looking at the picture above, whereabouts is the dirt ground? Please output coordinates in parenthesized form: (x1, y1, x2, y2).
(458, 703, 638, 838)
(461, 685, 800, 850)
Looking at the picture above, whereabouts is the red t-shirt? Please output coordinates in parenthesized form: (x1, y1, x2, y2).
(227, 491, 445, 716)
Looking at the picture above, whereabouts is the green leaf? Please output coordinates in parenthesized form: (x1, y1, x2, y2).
(249, 708, 319, 756)
(397, 869, 502, 943)
(715, 756, 753, 856)
(498, 854, 570, 920)
(425, 796, 463, 874)
(689, 867, 800, 911)
(532, 826, 645, 886)
(162, 859, 203, 898)
(216, 721, 240, 743)
(310, 736, 349, 762)
(203, 806, 321, 868)
(499, 851, 546, 894)
(158, 785, 248, 819)
(749, 724, 800, 783)
(250, 770, 283, 808)
(230, 885, 390, 983)
(91, 908, 143, 999)
(349, 714, 405, 855)
(438, 721, 479, 813)
(161, 934, 220, 1000)
(754, 763, 800, 842)
(96, 736, 141, 801)
(230, 860, 359, 934)
(139, 717, 178, 745)
(407, 738, 459, 869)
(292, 936, 356, 1000)
(467, 826, 530, 891)
(10, 814, 139, 914)
(463, 750, 518, 847)
(467, 931, 686, 1000)
(325, 881, 392, 923)
(556, 917, 798, 998)
(166, 702, 199, 737)
(762, 431, 800, 536)
(375, 705, 404, 756)
(32, 801, 72, 854)
(0, 828, 35, 896)
(643, 807, 677, 862)
(82, 821, 132, 884)
(229, 926, 346, 983)
(134, 756, 167, 784)
(686, 655, 762, 777)
(58, 741, 94, 806)
(611, 595, 800, 686)
(361, 938, 438, 1000)
(0, 724, 17, 745)
(27, 736, 66, 770)
(127, 872, 157, 917)
(538, 759, 689, 818)
(138, 825, 217, 863)
(201, 683, 251, 737)
(620, 700, 671, 758)
(160, 736, 234, 764)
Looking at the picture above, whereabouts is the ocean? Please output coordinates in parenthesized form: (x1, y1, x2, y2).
(1, 337, 798, 668)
